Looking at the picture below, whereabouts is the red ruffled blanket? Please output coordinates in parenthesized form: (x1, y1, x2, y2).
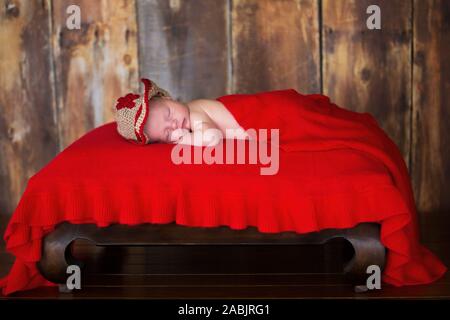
(218, 89, 447, 284)
(1, 89, 446, 295)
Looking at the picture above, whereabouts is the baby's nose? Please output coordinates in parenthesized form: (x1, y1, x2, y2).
(171, 119, 178, 129)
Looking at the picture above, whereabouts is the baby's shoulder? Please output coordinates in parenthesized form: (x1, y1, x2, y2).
(187, 99, 242, 132)
(187, 99, 224, 112)
(187, 99, 227, 120)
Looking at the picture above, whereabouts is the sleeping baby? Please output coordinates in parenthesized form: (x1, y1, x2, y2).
(114, 78, 248, 146)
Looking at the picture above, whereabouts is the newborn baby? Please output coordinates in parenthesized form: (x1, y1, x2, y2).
(144, 96, 248, 146)
(114, 78, 248, 146)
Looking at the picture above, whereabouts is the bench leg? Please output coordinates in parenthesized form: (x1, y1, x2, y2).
(342, 223, 386, 291)
(37, 222, 83, 284)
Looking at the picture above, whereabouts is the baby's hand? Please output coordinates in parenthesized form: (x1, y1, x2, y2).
(170, 128, 190, 143)
(173, 129, 222, 147)
(202, 129, 222, 146)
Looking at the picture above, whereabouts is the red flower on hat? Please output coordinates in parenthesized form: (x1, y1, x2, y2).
(115, 93, 140, 110)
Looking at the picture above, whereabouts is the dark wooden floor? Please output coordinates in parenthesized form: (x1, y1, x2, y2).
(1, 215, 449, 299)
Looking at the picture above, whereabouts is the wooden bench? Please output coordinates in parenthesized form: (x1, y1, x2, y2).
(37, 222, 386, 292)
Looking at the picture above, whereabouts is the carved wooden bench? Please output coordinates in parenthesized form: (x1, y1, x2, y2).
(37, 222, 385, 292)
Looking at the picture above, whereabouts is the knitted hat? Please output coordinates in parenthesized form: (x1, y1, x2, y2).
(114, 78, 171, 145)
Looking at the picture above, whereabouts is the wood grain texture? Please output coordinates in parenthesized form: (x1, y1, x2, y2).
(322, 0, 412, 163)
(51, 0, 139, 148)
(412, 0, 450, 233)
(0, 0, 59, 216)
(137, 0, 229, 101)
(232, 0, 320, 94)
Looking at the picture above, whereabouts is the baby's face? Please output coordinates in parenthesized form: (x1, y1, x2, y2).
(144, 97, 191, 143)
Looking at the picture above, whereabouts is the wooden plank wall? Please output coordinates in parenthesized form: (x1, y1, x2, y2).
(0, 0, 59, 217)
(322, 0, 412, 161)
(231, 0, 320, 94)
(51, 0, 139, 147)
(0, 0, 449, 240)
(137, 0, 229, 101)
(0, 0, 139, 216)
(412, 0, 450, 241)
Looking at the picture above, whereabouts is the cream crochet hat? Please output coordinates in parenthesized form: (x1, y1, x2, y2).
(114, 78, 171, 145)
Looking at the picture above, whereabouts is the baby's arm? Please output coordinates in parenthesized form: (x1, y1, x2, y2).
(176, 111, 223, 146)
(175, 120, 223, 147)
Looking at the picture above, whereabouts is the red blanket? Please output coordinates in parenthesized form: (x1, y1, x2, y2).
(218, 89, 447, 284)
(1, 89, 446, 295)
